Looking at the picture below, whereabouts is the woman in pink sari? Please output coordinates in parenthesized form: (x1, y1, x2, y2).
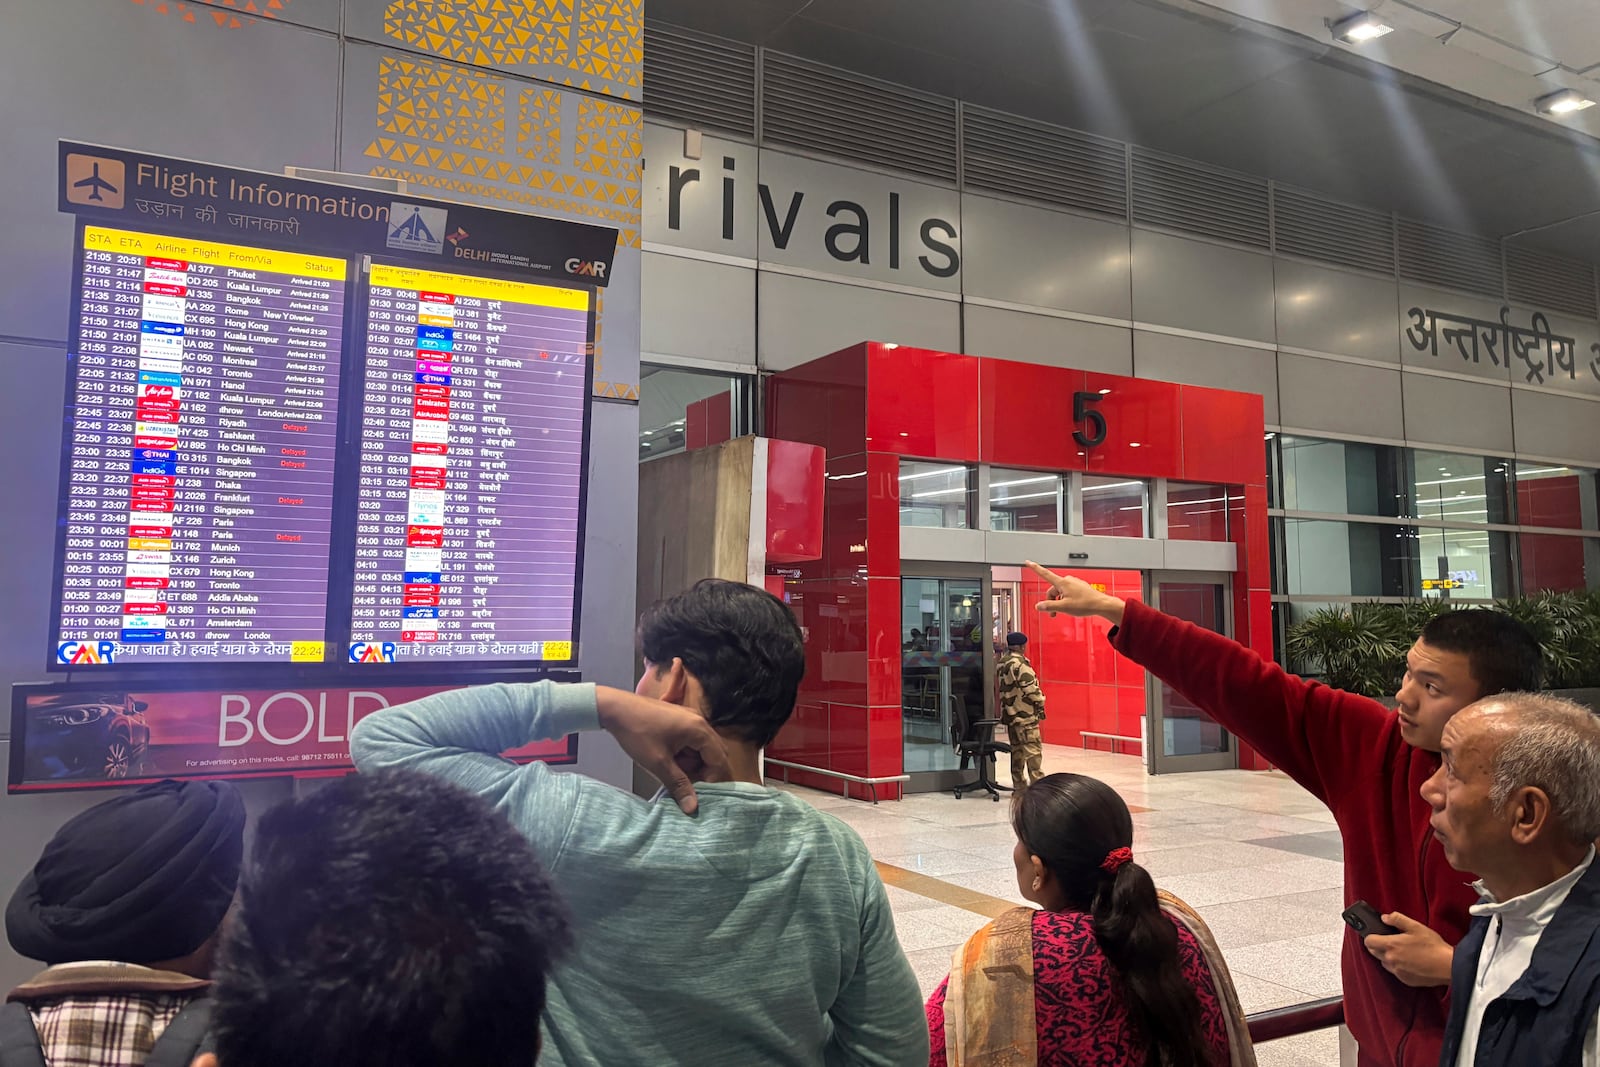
(927, 773, 1255, 1066)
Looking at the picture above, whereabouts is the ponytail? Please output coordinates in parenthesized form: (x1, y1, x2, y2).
(1013, 774, 1212, 1067)
(1089, 861, 1208, 1067)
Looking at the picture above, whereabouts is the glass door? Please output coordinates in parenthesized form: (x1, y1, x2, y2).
(1146, 573, 1235, 774)
(901, 571, 988, 790)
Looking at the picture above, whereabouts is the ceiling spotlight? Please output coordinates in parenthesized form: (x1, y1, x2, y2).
(1536, 89, 1596, 116)
(1329, 11, 1393, 44)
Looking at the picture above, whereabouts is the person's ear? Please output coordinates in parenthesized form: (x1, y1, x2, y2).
(191, 1054, 220, 1067)
(1030, 854, 1048, 893)
(1508, 786, 1554, 847)
(660, 658, 691, 705)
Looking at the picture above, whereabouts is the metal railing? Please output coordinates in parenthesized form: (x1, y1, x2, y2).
(1246, 996, 1344, 1045)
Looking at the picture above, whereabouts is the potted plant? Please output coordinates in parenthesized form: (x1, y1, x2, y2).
(1286, 591, 1600, 707)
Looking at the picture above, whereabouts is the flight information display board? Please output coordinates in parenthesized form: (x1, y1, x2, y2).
(349, 264, 590, 663)
(56, 225, 345, 665)
(46, 141, 618, 676)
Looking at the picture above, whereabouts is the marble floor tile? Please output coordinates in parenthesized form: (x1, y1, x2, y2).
(785, 745, 1346, 1067)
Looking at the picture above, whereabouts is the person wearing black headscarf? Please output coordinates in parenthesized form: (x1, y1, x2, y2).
(4, 779, 245, 1067)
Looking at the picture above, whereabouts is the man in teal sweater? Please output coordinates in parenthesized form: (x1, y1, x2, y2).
(351, 579, 929, 1067)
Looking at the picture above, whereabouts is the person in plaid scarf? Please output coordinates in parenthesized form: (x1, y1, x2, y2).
(4, 779, 244, 1067)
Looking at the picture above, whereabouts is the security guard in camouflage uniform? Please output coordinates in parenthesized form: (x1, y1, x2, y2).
(996, 631, 1045, 790)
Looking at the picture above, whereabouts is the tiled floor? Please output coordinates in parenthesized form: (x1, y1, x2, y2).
(779, 743, 1348, 1067)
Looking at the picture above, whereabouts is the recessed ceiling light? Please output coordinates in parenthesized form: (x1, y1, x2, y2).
(1329, 11, 1393, 44)
(1537, 89, 1595, 116)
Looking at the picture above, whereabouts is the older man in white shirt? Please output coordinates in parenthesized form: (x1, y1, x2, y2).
(1423, 692, 1600, 1067)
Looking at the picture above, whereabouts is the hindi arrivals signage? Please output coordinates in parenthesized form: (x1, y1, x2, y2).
(1405, 303, 1600, 389)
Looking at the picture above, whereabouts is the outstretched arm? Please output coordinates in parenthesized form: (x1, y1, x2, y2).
(1024, 562, 1390, 805)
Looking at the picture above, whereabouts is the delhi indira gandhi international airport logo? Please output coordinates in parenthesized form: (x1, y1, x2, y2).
(65, 154, 125, 210)
(387, 202, 447, 254)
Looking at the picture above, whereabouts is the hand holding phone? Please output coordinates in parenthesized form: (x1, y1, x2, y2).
(1342, 900, 1401, 937)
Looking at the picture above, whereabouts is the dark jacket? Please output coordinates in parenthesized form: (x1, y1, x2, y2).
(1438, 856, 1600, 1067)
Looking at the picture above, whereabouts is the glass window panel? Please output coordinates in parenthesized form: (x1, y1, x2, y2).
(638, 364, 748, 462)
(1416, 527, 1512, 600)
(901, 577, 985, 774)
(989, 468, 1061, 533)
(1082, 477, 1146, 537)
(1518, 532, 1600, 593)
(1282, 518, 1417, 597)
(1514, 463, 1595, 530)
(1410, 450, 1510, 525)
(1167, 482, 1230, 542)
(1265, 433, 1281, 509)
(1279, 435, 1405, 517)
(899, 461, 972, 529)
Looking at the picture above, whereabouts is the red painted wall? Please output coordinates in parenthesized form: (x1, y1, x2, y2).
(765, 343, 1274, 798)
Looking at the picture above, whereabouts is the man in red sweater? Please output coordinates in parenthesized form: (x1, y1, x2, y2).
(1023, 562, 1542, 1067)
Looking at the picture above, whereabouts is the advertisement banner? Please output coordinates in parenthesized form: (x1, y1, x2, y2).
(9, 681, 576, 792)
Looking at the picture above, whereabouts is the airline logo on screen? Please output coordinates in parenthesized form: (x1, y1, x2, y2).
(56, 641, 117, 666)
(387, 203, 447, 255)
(349, 642, 397, 664)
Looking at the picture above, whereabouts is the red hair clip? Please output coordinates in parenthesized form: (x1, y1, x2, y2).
(1100, 846, 1133, 873)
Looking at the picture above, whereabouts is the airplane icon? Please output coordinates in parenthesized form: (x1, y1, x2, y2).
(74, 162, 118, 202)
(65, 154, 125, 209)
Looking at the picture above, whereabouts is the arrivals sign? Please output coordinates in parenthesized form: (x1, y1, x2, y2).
(642, 124, 962, 292)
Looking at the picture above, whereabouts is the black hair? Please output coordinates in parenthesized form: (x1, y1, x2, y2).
(210, 770, 570, 1067)
(1013, 774, 1208, 1067)
(1420, 609, 1542, 697)
(637, 579, 805, 747)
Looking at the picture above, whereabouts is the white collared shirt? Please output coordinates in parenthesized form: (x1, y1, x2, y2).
(1455, 847, 1597, 1067)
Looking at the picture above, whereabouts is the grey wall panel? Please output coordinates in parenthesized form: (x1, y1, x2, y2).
(1161, 540, 1239, 571)
(0, 0, 340, 343)
(1277, 354, 1404, 439)
(1132, 331, 1280, 423)
(598, 244, 643, 396)
(575, 400, 642, 782)
(903, 527, 987, 564)
(754, 149, 962, 294)
(1497, 304, 1600, 400)
(342, 0, 639, 99)
(1274, 259, 1401, 363)
(757, 272, 960, 371)
(643, 122, 760, 260)
(983, 532, 1167, 570)
(1131, 230, 1275, 343)
(960, 195, 1131, 319)
(0, 342, 65, 695)
(1397, 286, 1513, 384)
(1401, 373, 1514, 453)
(206, 0, 340, 31)
(641, 253, 755, 366)
(963, 305, 1133, 375)
(1511, 391, 1600, 465)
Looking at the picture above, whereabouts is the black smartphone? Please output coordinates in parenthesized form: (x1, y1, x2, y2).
(1342, 900, 1400, 937)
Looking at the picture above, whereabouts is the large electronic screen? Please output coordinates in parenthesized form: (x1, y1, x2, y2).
(349, 263, 591, 663)
(46, 141, 618, 675)
(56, 226, 346, 666)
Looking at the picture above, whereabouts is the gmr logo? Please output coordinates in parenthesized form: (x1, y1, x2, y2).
(348, 642, 396, 664)
(564, 258, 607, 278)
(57, 641, 116, 666)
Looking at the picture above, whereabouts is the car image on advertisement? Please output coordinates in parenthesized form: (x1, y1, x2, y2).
(25, 693, 151, 781)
